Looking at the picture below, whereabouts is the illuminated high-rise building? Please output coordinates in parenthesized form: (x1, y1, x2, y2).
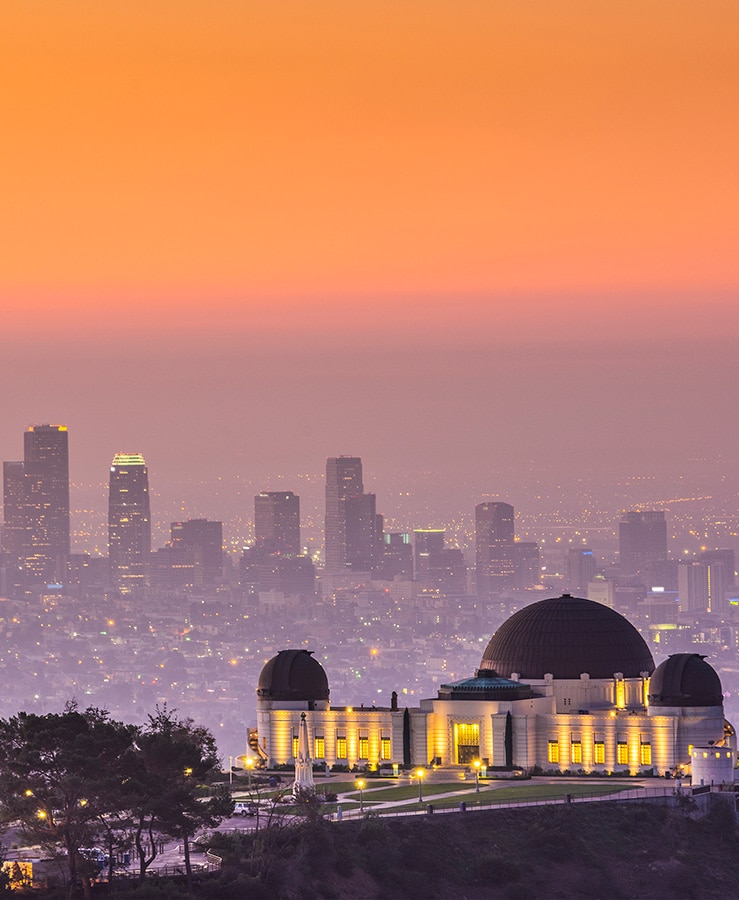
(108, 453, 151, 595)
(324, 456, 364, 571)
(255, 491, 300, 556)
(475, 501, 515, 597)
(7, 425, 71, 585)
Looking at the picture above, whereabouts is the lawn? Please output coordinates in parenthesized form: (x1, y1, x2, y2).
(346, 781, 637, 806)
(343, 781, 472, 802)
(379, 782, 635, 813)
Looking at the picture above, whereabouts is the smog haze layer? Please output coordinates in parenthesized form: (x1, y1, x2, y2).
(1, 0, 738, 543)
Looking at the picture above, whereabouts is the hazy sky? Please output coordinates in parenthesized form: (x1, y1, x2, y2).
(2, 2, 738, 547)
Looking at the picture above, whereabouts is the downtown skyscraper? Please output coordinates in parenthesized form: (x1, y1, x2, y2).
(254, 491, 300, 556)
(324, 456, 364, 572)
(108, 453, 151, 595)
(475, 501, 515, 597)
(324, 456, 381, 573)
(2, 424, 70, 589)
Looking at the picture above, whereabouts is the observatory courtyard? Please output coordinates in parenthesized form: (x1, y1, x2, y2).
(255, 594, 736, 783)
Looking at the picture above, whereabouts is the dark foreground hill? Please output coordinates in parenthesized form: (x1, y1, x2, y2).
(89, 798, 739, 899)
(201, 798, 738, 900)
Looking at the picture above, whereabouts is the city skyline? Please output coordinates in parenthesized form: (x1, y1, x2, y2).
(1, 3, 738, 527)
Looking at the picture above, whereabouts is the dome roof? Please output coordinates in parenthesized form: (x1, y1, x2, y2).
(648, 654, 723, 708)
(257, 649, 330, 702)
(480, 594, 655, 680)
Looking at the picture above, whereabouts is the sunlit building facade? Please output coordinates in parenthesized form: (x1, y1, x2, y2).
(256, 595, 735, 779)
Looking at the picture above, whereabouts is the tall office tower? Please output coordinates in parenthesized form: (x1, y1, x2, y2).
(512, 541, 541, 590)
(475, 502, 515, 597)
(2, 461, 27, 595)
(324, 456, 363, 571)
(619, 510, 668, 577)
(677, 550, 735, 616)
(567, 548, 597, 594)
(2, 462, 27, 561)
(701, 549, 736, 589)
(376, 532, 414, 581)
(108, 453, 151, 595)
(254, 491, 300, 556)
(413, 529, 445, 582)
(344, 491, 379, 572)
(171, 518, 224, 584)
(22, 424, 71, 583)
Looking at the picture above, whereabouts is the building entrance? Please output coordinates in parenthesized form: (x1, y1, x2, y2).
(454, 722, 480, 764)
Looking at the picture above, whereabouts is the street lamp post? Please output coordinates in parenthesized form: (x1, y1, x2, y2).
(356, 778, 365, 814)
(416, 768, 425, 803)
(245, 756, 254, 790)
(473, 759, 481, 793)
(229, 755, 233, 787)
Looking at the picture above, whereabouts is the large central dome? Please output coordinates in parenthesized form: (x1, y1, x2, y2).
(480, 594, 655, 680)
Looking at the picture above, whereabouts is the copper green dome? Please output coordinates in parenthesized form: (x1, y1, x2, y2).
(480, 594, 655, 680)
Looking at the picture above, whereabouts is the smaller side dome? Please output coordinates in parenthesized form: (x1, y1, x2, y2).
(648, 654, 723, 707)
(257, 649, 330, 702)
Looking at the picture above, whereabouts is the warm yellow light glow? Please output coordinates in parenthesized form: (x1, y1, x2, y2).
(473, 759, 481, 770)
(36, 810, 47, 820)
(24, 789, 33, 797)
(356, 779, 365, 790)
(615, 679, 626, 709)
(184, 767, 193, 777)
(416, 768, 425, 779)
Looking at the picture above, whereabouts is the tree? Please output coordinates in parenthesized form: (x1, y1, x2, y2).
(128, 706, 233, 886)
(0, 705, 136, 899)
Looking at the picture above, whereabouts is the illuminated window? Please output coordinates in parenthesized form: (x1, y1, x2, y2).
(640, 742, 652, 766)
(548, 740, 560, 764)
(314, 737, 325, 759)
(336, 737, 347, 759)
(594, 741, 605, 765)
(617, 741, 628, 765)
(292, 736, 299, 758)
(571, 741, 582, 765)
(381, 737, 391, 760)
(358, 737, 369, 759)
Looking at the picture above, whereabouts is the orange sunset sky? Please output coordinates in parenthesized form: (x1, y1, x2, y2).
(2, 1, 738, 340)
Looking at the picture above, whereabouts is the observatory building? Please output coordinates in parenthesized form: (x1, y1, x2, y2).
(255, 594, 735, 777)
